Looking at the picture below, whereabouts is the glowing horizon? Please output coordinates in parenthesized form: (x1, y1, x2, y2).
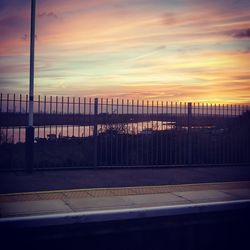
(0, 0, 250, 104)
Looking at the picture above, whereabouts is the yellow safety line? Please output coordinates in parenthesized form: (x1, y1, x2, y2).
(0, 180, 249, 197)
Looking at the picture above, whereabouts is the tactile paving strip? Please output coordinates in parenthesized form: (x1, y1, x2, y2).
(64, 191, 91, 199)
(0, 194, 39, 203)
(86, 189, 114, 197)
(109, 188, 137, 196)
(0, 181, 249, 203)
(38, 192, 66, 200)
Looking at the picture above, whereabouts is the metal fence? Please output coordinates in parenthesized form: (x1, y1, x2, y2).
(0, 93, 249, 169)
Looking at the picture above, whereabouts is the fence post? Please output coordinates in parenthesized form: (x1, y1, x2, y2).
(187, 102, 192, 165)
(93, 98, 98, 167)
(25, 126, 34, 173)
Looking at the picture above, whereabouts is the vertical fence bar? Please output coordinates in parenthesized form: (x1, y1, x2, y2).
(196, 103, 199, 164)
(121, 99, 124, 165)
(244, 105, 248, 163)
(89, 98, 92, 137)
(160, 101, 164, 165)
(187, 102, 192, 165)
(178, 102, 182, 165)
(56, 96, 58, 138)
(211, 103, 213, 164)
(218, 104, 221, 164)
(83, 97, 86, 138)
(156, 101, 159, 165)
(243, 105, 245, 162)
(184, 102, 187, 164)
(49, 96, 52, 136)
(72, 97, 75, 137)
(169, 102, 173, 165)
(131, 99, 135, 165)
(237, 105, 240, 163)
(105, 98, 108, 165)
(61, 96, 64, 138)
(126, 99, 129, 165)
(214, 104, 218, 164)
(25, 95, 28, 114)
(174, 102, 178, 165)
(13, 93, 16, 113)
(67, 97, 69, 137)
(225, 104, 229, 163)
(227, 104, 229, 163)
(146, 100, 149, 165)
(165, 101, 168, 165)
(43, 96, 46, 139)
(141, 100, 144, 165)
(241, 105, 244, 163)
(93, 98, 98, 167)
(116, 99, 119, 165)
(234, 104, 237, 163)
(110, 98, 114, 165)
(222, 104, 225, 164)
(247, 105, 250, 163)
(193, 103, 197, 164)
(18, 94, 22, 143)
(12, 94, 15, 143)
(136, 99, 139, 165)
(201, 102, 204, 164)
(230, 104, 233, 163)
(0, 93, 2, 113)
(150, 101, 154, 165)
(0, 93, 2, 144)
(78, 97, 80, 137)
(0, 94, 3, 144)
(99, 98, 103, 164)
(6, 94, 9, 142)
(37, 95, 40, 139)
(206, 103, 209, 164)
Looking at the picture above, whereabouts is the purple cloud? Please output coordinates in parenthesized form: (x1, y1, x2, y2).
(233, 28, 250, 38)
(21, 33, 28, 41)
(38, 12, 58, 19)
(0, 15, 29, 38)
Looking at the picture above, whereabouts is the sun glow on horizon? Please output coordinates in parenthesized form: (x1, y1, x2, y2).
(0, 0, 250, 104)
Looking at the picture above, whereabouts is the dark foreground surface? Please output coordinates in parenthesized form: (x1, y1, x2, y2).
(1, 167, 250, 250)
(0, 165, 250, 194)
(1, 207, 250, 250)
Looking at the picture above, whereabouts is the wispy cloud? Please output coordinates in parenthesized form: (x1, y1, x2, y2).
(162, 12, 176, 26)
(38, 12, 58, 19)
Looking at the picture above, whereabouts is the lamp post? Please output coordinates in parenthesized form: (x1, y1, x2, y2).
(26, 0, 36, 173)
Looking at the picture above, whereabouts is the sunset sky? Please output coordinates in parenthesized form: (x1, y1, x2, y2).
(0, 0, 250, 103)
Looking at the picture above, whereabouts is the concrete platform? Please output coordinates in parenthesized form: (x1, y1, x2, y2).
(1, 181, 249, 250)
(0, 181, 249, 220)
(0, 200, 72, 217)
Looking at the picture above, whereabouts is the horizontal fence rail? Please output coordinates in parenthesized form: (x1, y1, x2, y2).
(0, 93, 249, 169)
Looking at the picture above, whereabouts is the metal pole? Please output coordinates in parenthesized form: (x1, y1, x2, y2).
(29, 0, 36, 126)
(26, 0, 36, 173)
